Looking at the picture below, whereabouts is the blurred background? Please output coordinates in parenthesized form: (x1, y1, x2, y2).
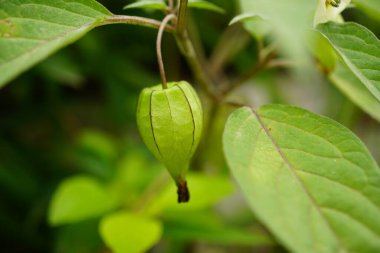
(0, 0, 379, 252)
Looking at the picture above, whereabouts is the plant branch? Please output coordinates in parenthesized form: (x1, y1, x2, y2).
(177, 0, 188, 33)
(99, 15, 175, 32)
(157, 14, 177, 89)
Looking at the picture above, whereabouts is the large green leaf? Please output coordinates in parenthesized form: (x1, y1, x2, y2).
(0, 0, 111, 87)
(330, 62, 380, 122)
(224, 105, 380, 253)
(100, 212, 163, 253)
(48, 176, 116, 225)
(238, 0, 316, 60)
(318, 22, 380, 102)
(352, 0, 380, 21)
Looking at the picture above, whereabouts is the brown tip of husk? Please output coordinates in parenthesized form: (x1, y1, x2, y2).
(176, 179, 190, 203)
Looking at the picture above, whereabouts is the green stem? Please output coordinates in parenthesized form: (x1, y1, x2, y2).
(99, 15, 175, 32)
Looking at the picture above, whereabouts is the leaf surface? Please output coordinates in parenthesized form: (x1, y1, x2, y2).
(0, 0, 111, 87)
(224, 105, 380, 253)
(49, 176, 116, 225)
(330, 62, 380, 122)
(100, 212, 162, 253)
(318, 22, 380, 102)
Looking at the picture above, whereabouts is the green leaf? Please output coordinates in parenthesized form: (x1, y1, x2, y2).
(144, 173, 234, 215)
(0, 0, 111, 88)
(123, 0, 166, 11)
(100, 212, 163, 253)
(229, 14, 271, 40)
(352, 0, 380, 21)
(318, 22, 380, 102)
(330, 62, 380, 122)
(49, 176, 116, 225)
(239, 0, 316, 60)
(163, 210, 273, 246)
(188, 0, 225, 14)
(224, 105, 380, 253)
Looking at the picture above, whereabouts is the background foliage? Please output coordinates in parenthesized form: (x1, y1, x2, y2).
(0, 0, 380, 253)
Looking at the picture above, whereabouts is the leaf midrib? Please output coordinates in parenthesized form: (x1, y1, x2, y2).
(250, 108, 349, 253)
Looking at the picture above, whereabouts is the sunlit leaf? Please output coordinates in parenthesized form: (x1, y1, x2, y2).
(49, 176, 116, 225)
(224, 105, 380, 253)
(123, 0, 166, 11)
(318, 22, 380, 102)
(100, 212, 163, 253)
(188, 0, 225, 14)
(0, 0, 111, 87)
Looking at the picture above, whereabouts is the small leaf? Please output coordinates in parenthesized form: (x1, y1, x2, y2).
(188, 0, 225, 14)
(318, 22, 380, 102)
(0, 0, 111, 88)
(352, 0, 380, 21)
(330, 62, 380, 122)
(49, 176, 116, 225)
(224, 105, 380, 253)
(100, 212, 163, 253)
(123, 0, 166, 11)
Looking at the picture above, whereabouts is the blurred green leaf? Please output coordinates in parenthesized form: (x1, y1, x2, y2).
(224, 105, 380, 253)
(188, 0, 225, 14)
(229, 14, 271, 40)
(55, 219, 103, 253)
(330, 62, 380, 122)
(352, 0, 380, 21)
(0, 0, 111, 88)
(100, 212, 163, 253)
(49, 176, 116, 225)
(123, 0, 166, 11)
(239, 0, 316, 61)
(163, 210, 273, 246)
(308, 30, 337, 71)
(318, 22, 380, 102)
(145, 173, 234, 215)
(77, 129, 117, 161)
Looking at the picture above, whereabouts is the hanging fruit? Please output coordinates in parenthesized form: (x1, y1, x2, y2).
(136, 81, 203, 203)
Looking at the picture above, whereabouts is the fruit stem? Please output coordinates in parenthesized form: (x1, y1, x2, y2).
(177, 179, 190, 203)
(157, 14, 176, 89)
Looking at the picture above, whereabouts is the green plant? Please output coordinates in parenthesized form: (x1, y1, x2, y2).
(1, 0, 380, 253)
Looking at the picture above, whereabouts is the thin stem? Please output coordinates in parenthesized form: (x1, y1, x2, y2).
(99, 15, 175, 32)
(157, 14, 177, 89)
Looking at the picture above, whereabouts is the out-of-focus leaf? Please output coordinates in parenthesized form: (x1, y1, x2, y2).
(49, 176, 116, 225)
(100, 212, 162, 253)
(188, 0, 225, 14)
(229, 14, 271, 40)
(0, 0, 111, 87)
(352, 0, 380, 21)
(224, 105, 380, 253)
(145, 173, 234, 215)
(123, 0, 166, 11)
(163, 210, 273, 246)
(330, 62, 380, 122)
(318, 22, 380, 102)
(239, 0, 316, 61)
(308, 30, 337, 70)
(77, 129, 117, 161)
